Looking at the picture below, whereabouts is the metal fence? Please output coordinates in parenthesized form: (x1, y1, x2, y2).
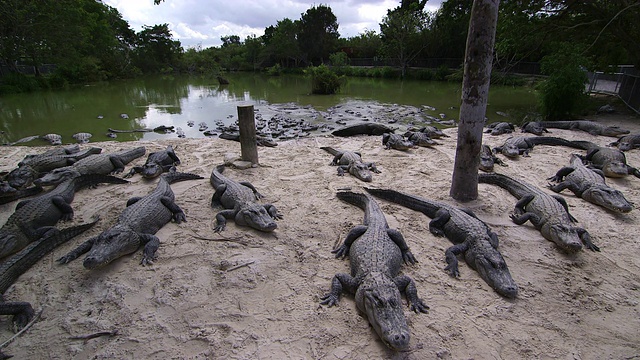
(0, 63, 57, 77)
(587, 66, 639, 114)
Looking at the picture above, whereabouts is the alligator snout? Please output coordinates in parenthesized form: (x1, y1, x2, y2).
(83, 256, 104, 269)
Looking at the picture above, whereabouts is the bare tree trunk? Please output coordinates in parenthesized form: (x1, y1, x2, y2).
(450, 0, 500, 202)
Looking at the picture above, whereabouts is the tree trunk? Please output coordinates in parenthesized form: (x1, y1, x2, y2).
(450, 0, 500, 202)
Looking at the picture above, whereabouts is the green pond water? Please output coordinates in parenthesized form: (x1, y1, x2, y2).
(0, 73, 538, 144)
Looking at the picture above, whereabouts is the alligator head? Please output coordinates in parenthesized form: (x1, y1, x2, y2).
(501, 144, 521, 158)
(468, 249, 518, 298)
(601, 126, 630, 137)
(617, 140, 634, 151)
(140, 163, 164, 179)
(582, 185, 633, 213)
(234, 204, 278, 232)
(82, 226, 141, 269)
(356, 276, 411, 351)
(349, 163, 373, 182)
(6, 165, 37, 189)
(523, 122, 546, 135)
(541, 223, 583, 252)
(602, 161, 629, 178)
(0, 181, 17, 194)
(34, 167, 81, 186)
(479, 153, 495, 172)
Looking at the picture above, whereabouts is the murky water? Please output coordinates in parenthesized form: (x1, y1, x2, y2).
(0, 73, 538, 144)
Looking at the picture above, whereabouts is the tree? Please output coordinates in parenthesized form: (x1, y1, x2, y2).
(450, 0, 500, 202)
(297, 5, 340, 64)
(264, 18, 302, 67)
(379, 4, 431, 77)
(134, 24, 182, 73)
(342, 30, 383, 58)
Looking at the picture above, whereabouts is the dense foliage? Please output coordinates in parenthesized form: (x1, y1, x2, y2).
(306, 64, 344, 94)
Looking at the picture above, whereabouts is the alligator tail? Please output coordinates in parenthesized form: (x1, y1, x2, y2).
(73, 174, 130, 189)
(119, 146, 147, 164)
(529, 136, 586, 150)
(0, 217, 100, 293)
(336, 191, 383, 225)
(569, 140, 599, 151)
(162, 171, 204, 184)
(320, 146, 339, 156)
(477, 173, 531, 199)
(364, 188, 441, 218)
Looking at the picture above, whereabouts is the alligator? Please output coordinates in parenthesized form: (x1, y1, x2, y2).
(548, 154, 632, 212)
(320, 146, 380, 182)
(210, 165, 281, 232)
(218, 132, 278, 147)
(57, 172, 203, 269)
(107, 125, 175, 134)
(320, 191, 429, 351)
(20, 145, 80, 163)
(125, 145, 181, 179)
(493, 136, 583, 159)
(41, 134, 62, 145)
(479, 144, 507, 172)
(520, 121, 549, 136)
(539, 120, 630, 137)
(571, 141, 640, 178)
(382, 133, 415, 151)
(485, 122, 515, 135)
(2, 135, 41, 146)
(0, 217, 99, 334)
(478, 172, 599, 252)
(417, 126, 449, 139)
(6, 147, 102, 189)
(0, 185, 43, 206)
(72, 132, 92, 143)
(365, 188, 518, 299)
(34, 146, 146, 186)
(609, 134, 640, 151)
(0, 174, 128, 259)
(404, 131, 440, 147)
(331, 123, 396, 137)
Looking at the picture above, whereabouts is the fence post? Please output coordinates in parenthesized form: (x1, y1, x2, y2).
(237, 105, 259, 165)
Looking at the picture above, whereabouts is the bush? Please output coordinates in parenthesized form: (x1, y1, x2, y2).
(539, 45, 589, 120)
(266, 64, 282, 76)
(305, 64, 344, 94)
(329, 52, 349, 67)
(0, 73, 41, 93)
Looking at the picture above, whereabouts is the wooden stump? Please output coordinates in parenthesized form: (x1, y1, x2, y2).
(237, 105, 259, 165)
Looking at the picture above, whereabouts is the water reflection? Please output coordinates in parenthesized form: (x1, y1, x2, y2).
(0, 73, 538, 145)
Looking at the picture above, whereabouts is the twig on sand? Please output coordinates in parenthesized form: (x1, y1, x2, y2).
(69, 330, 118, 342)
(0, 308, 44, 350)
(226, 261, 255, 272)
(189, 231, 249, 246)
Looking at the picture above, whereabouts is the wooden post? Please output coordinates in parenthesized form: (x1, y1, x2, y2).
(237, 105, 259, 165)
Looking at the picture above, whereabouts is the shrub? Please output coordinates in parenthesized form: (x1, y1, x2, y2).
(305, 64, 344, 94)
(266, 64, 282, 76)
(539, 45, 589, 120)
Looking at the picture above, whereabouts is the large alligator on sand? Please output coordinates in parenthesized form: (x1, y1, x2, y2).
(404, 131, 440, 147)
(320, 191, 429, 351)
(493, 136, 583, 159)
(479, 144, 507, 172)
(19, 144, 80, 163)
(520, 121, 549, 136)
(572, 141, 640, 178)
(0, 217, 99, 334)
(321, 146, 380, 182)
(34, 147, 146, 186)
(548, 154, 632, 212)
(365, 188, 518, 298)
(485, 122, 515, 135)
(0, 174, 128, 259)
(6, 147, 102, 189)
(210, 165, 281, 232)
(58, 172, 202, 269)
(331, 123, 396, 137)
(125, 145, 181, 179)
(478, 172, 599, 252)
(540, 120, 630, 137)
(609, 134, 640, 151)
(383, 133, 415, 150)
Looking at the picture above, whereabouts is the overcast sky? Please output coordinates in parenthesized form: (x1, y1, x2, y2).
(104, 0, 444, 49)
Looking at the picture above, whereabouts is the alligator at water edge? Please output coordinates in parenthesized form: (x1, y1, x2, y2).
(210, 165, 281, 232)
(478, 172, 599, 252)
(320, 191, 428, 351)
(547, 154, 632, 213)
(404, 131, 440, 147)
(57, 171, 203, 269)
(125, 145, 181, 179)
(520, 121, 549, 136)
(485, 122, 515, 135)
(365, 187, 518, 298)
(539, 120, 630, 137)
(320, 146, 380, 182)
(383, 133, 415, 151)
(331, 122, 396, 137)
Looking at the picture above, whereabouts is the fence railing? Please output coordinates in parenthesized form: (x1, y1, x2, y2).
(587, 66, 639, 114)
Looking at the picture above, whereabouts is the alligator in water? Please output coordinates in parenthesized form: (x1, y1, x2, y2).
(34, 147, 146, 186)
(404, 131, 440, 147)
(125, 145, 181, 179)
(331, 123, 396, 137)
(539, 120, 630, 137)
(320, 146, 380, 182)
(6, 147, 102, 189)
(493, 136, 583, 159)
(609, 134, 640, 151)
(520, 121, 549, 136)
(58, 172, 203, 269)
(107, 125, 175, 134)
(548, 154, 632, 213)
(41, 134, 62, 145)
(0, 174, 127, 260)
(72, 132, 92, 143)
(571, 141, 640, 178)
(365, 188, 518, 298)
(478, 172, 599, 252)
(479, 144, 507, 172)
(382, 133, 415, 151)
(485, 122, 515, 135)
(210, 165, 281, 232)
(0, 217, 99, 336)
(320, 191, 429, 351)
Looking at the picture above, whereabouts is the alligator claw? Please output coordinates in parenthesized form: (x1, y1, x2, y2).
(140, 255, 155, 266)
(320, 294, 339, 307)
(429, 227, 445, 237)
(173, 212, 186, 223)
(331, 245, 349, 259)
(403, 251, 418, 265)
(444, 264, 460, 277)
(409, 299, 429, 314)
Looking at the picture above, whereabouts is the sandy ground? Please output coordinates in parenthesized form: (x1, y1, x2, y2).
(1, 112, 639, 359)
